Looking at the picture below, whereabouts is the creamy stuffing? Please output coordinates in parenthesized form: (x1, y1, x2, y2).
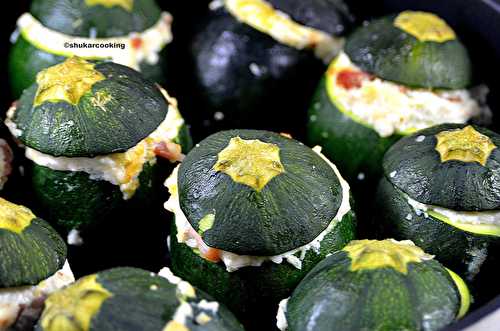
(0, 261, 74, 330)
(158, 267, 220, 330)
(276, 298, 289, 331)
(7, 89, 185, 200)
(15, 12, 172, 70)
(327, 52, 481, 137)
(164, 146, 351, 272)
(407, 197, 500, 227)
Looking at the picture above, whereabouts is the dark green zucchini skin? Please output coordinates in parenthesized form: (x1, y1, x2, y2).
(30, 118, 192, 232)
(383, 124, 500, 211)
(375, 177, 500, 281)
(307, 77, 401, 182)
(31, 160, 167, 277)
(174, 123, 194, 154)
(267, 0, 354, 36)
(30, 0, 161, 38)
(13, 62, 169, 157)
(344, 14, 471, 89)
(31, 164, 125, 231)
(0, 217, 66, 288)
(285, 250, 462, 331)
(170, 210, 356, 330)
(26, 119, 191, 276)
(36, 267, 244, 331)
(178, 2, 353, 139)
(8, 35, 65, 99)
(8, 0, 166, 97)
(179, 130, 344, 256)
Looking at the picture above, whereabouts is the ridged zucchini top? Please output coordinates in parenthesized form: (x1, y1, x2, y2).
(37, 267, 244, 331)
(11, 57, 169, 157)
(0, 198, 66, 288)
(344, 11, 471, 89)
(284, 239, 470, 331)
(30, 0, 161, 37)
(383, 124, 500, 211)
(178, 130, 347, 256)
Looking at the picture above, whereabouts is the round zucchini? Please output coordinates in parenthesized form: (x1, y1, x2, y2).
(345, 11, 471, 89)
(167, 129, 356, 328)
(178, 0, 354, 138)
(0, 198, 66, 288)
(307, 11, 479, 184)
(36, 267, 244, 331)
(5, 57, 191, 235)
(280, 239, 470, 331)
(9, 0, 171, 97)
(375, 124, 500, 280)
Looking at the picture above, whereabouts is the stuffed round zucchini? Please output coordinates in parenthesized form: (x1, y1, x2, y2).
(375, 124, 500, 280)
(181, 0, 354, 137)
(36, 267, 244, 331)
(5, 56, 191, 236)
(9, 0, 172, 97)
(165, 129, 356, 328)
(277, 239, 470, 331)
(307, 11, 482, 182)
(0, 198, 74, 330)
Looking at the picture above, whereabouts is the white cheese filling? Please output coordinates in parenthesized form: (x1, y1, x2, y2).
(164, 146, 351, 272)
(406, 195, 500, 236)
(15, 11, 172, 70)
(326, 52, 481, 137)
(158, 267, 220, 330)
(0, 261, 74, 330)
(221, 0, 343, 63)
(7, 89, 185, 200)
(276, 297, 289, 331)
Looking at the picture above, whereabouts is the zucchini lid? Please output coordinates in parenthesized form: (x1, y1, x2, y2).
(12, 57, 169, 157)
(0, 198, 66, 288)
(344, 11, 471, 89)
(383, 124, 500, 211)
(30, 0, 161, 38)
(266, 0, 355, 36)
(178, 130, 345, 256)
(286, 239, 469, 331)
(37, 267, 243, 331)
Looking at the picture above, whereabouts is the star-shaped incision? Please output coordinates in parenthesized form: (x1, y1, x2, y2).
(394, 11, 456, 43)
(85, 0, 134, 11)
(343, 239, 434, 274)
(34, 57, 105, 107)
(435, 125, 497, 166)
(213, 136, 285, 192)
